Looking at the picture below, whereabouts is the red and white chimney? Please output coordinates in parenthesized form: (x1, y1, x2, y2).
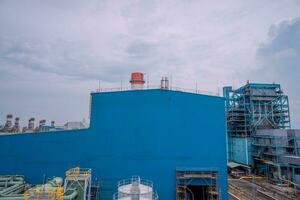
(130, 72, 145, 90)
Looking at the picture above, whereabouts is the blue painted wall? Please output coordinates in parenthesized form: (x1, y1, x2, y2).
(228, 137, 252, 165)
(0, 89, 228, 199)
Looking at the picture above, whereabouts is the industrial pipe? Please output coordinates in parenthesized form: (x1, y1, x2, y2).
(0, 176, 24, 182)
(48, 177, 63, 187)
(0, 195, 24, 200)
(0, 183, 26, 196)
(63, 188, 78, 200)
(0, 182, 25, 187)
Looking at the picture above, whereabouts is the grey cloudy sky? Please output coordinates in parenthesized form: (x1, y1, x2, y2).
(0, 0, 300, 128)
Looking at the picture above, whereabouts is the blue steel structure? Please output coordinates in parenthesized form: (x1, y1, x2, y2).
(223, 83, 291, 166)
(0, 89, 227, 200)
(252, 129, 300, 185)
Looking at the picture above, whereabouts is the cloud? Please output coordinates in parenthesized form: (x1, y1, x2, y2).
(249, 18, 300, 128)
(0, 0, 265, 87)
(0, 0, 300, 126)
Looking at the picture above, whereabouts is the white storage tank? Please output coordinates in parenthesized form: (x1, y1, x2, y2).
(114, 176, 158, 200)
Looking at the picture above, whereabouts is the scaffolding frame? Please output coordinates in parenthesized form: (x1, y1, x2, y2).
(64, 167, 92, 200)
(176, 171, 220, 200)
(224, 83, 291, 138)
(224, 83, 291, 166)
(252, 133, 300, 187)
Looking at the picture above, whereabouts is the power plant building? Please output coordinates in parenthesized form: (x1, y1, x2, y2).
(0, 75, 228, 200)
(224, 82, 300, 186)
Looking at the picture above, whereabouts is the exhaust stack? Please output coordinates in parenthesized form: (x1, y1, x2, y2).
(4, 114, 13, 129)
(28, 118, 35, 131)
(13, 117, 20, 132)
(130, 72, 145, 90)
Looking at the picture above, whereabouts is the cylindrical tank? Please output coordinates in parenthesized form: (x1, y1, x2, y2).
(114, 176, 158, 200)
(130, 72, 145, 90)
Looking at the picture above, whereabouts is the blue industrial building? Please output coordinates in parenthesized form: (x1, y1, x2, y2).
(0, 89, 228, 199)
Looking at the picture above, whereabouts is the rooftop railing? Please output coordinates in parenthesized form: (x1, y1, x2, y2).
(92, 85, 220, 97)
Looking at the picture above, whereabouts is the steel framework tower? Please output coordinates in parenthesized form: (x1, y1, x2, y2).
(223, 83, 291, 164)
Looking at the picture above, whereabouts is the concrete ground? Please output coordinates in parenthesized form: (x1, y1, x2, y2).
(228, 178, 298, 200)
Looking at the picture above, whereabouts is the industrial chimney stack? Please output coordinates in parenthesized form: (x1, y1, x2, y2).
(13, 117, 20, 132)
(39, 119, 46, 127)
(4, 114, 13, 129)
(130, 72, 145, 90)
(28, 118, 35, 131)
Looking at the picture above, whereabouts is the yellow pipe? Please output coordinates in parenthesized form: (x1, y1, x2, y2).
(239, 176, 266, 180)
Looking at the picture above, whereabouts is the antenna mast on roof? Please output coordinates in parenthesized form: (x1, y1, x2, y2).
(98, 80, 101, 92)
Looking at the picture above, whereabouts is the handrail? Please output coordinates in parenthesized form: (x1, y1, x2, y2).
(65, 167, 91, 177)
(92, 85, 219, 97)
(117, 178, 154, 188)
(113, 192, 159, 200)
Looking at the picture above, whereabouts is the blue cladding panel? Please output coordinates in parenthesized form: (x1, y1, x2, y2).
(228, 137, 252, 165)
(0, 89, 227, 200)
